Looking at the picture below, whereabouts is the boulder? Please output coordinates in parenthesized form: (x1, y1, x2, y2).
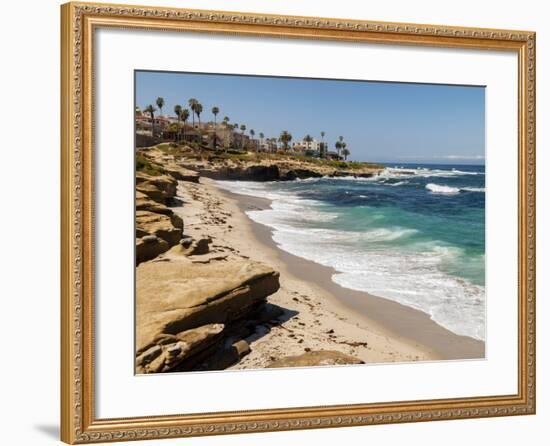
(136, 256, 280, 354)
(267, 350, 364, 368)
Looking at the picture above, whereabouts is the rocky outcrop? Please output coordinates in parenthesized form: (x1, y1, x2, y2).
(136, 235, 170, 264)
(175, 235, 211, 256)
(136, 256, 280, 373)
(136, 171, 178, 204)
(280, 168, 323, 180)
(135, 169, 185, 264)
(136, 191, 173, 215)
(136, 210, 183, 245)
(137, 145, 383, 182)
(196, 164, 281, 181)
(268, 350, 364, 368)
(162, 164, 200, 183)
(136, 324, 226, 374)
(195, 162, 381, 182)
(135, 209, 183, 264)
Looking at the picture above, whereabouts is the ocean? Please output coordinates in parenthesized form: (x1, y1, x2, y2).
(217, 163, 486, 341)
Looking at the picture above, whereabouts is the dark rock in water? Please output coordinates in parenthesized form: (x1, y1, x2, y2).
(267, 350, 364, 368)
(355, 172, 375, 178)
(329, 170, 351, 177)
(198, 164, 280, 181)
(281, 168, 323, 180)
(244, 165, 280, 181)
(293, 168, 323, 179)
(281, 170, 298, 181)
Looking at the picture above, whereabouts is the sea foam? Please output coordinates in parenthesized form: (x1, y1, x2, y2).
(426, 183, 461, 194)
(216, 177, 486, 341)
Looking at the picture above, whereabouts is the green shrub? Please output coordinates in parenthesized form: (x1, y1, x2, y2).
(136, 155, 165, 176)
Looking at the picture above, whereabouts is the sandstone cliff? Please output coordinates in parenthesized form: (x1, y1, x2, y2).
(134, 143, 367, 372)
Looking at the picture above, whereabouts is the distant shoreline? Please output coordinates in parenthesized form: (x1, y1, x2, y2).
(218, 182, 485, 360)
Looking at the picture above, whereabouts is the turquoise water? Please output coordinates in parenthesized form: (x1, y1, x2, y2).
(217, 164, 486, 340)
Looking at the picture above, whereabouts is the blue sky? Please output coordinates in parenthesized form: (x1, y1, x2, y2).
(136, 71, 485, 164)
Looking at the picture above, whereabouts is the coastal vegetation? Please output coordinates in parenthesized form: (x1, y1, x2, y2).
(138, 97, 358, 162)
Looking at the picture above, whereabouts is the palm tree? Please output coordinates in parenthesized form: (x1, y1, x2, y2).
(231, 123, 239, 149)
(337, 136, 344, 159)
(320, 131, 326, 158)
(174, 104, 182, 141)
(250, 129, 256, 151)
(144, 104, 156, 136)
(212, 106, 219, 126)
(195, 103, 203, 129)
(240, 124, 246, 150)
(342, 145, 350, 161)
(181, 108, 190, 141)
(259, 132, 264, 151)
(279, 130, 292, 151)
(188, 98, 198, 128)
(223, 116, 230, 126)
(335, 141, 342, 159)
(156, 97, 165, 117)
(211, 106, 220, 149)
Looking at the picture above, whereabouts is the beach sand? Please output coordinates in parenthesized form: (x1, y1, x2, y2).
(173, 177, 485, 369)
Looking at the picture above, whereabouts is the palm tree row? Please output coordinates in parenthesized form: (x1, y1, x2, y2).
(142, 97, 350, 159)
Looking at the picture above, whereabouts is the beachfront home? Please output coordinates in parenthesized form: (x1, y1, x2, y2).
(292, 138, 323, 154)
(259, 140, 276, 152)
(135, 115, 171, 135)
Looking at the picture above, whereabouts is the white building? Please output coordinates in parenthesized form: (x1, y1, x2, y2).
(292, 138, 323, 153)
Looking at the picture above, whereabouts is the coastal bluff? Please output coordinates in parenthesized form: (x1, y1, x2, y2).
(135, 143, 375, 372)
(138, 143, 384, 182)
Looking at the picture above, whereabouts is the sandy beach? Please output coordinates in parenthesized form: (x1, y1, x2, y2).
(172, 176, 485, 369)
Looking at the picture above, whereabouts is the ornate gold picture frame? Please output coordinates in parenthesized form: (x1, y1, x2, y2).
(61, 2, 536, 443)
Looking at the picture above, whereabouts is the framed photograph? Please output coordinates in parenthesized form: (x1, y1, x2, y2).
(60, 2, 536, 443)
